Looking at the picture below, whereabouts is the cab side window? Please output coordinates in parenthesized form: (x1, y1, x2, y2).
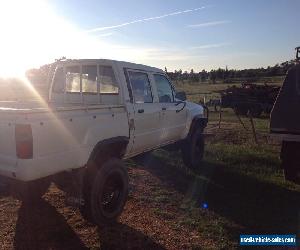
(153, 74, 174, 103)
(128, 71, 153, 103)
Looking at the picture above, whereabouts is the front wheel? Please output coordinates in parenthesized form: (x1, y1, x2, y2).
(181, 127, 205, 169)
(81, 158, 129, 225)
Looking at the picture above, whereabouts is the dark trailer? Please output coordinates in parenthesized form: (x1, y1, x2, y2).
(270, 47, 300, 184)
(220, 83, 280, 118)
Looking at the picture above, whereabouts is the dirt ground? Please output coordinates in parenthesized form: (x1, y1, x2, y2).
(0, 159, 218, 250)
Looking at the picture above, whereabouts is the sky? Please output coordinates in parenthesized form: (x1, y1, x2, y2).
(0, 0, 299, 76)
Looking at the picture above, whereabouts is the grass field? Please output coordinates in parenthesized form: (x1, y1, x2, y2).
(0, 80, 299, 249)
(174, 76, 284, 103)
(151, 80, 299, 248)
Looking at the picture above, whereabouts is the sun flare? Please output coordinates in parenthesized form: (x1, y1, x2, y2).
(0, 0, 85, 77)
(0, 0, 166, 78)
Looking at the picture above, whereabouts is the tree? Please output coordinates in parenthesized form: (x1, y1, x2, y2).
(210, 70, 217, 84)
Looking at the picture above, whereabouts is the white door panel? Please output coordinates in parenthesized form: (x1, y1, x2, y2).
(160, 103, 187, 142)
(151, 73, 187, 143)
(132, 103, 161, 153)
(126, 70, 162, 154)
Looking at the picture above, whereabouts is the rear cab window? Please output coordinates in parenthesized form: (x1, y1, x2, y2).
(51, 63, 120, 104)
(99, 66, 119, 94)
(82, 65, 98, 93)
(65, 66, 80, 93)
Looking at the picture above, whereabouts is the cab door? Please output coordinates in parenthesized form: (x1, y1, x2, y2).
(126, 69, 161, 155)
(151, 73, 187, 143)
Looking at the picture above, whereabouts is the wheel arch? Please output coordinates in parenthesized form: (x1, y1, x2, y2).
(88, 136, 129, 166)
(187, 116, 207, 139)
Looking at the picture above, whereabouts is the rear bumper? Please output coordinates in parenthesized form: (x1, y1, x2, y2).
(0, 148, 87, 182)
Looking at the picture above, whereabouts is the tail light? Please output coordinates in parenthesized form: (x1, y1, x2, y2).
(15, 124, 33, 159)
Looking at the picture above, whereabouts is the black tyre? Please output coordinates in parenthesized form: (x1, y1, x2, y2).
(281, 141, 300, 184)
(181, 127, 205, 169)
(12, 178, 50, 203)
(81, 158, 128, 225)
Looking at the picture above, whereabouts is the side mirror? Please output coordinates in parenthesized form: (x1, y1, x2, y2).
(175, 91, 187, 101)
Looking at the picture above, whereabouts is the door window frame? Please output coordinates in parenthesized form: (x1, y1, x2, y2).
(152, 73, 176, 103)
(126, 69, 154, 104)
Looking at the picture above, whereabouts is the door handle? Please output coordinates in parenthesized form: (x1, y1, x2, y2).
(138, 109, 144, 113)
(162, 107, 166, 111)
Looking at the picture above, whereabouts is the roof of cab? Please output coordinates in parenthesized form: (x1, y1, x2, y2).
(55, 59, 164, 74)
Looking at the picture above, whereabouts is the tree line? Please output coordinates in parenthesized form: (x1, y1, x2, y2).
(165, 59, 296, 83)
(2, 57, 295, 86)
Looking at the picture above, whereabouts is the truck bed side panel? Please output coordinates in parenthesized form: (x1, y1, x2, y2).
(0, 105, 129, 181)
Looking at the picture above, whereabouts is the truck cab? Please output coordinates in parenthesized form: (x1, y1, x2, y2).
(49, 59, 207, 159)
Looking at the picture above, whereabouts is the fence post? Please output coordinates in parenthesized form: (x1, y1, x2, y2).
(249, 114, 258, 145)
(236, 113, 248, 131)
(218, 107, 222, 129)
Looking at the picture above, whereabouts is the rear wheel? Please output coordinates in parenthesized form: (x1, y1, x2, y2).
(81, 158, 128, 225)
(181, 127, 205, 169)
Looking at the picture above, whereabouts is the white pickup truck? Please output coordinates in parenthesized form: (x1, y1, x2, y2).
(0, 59, 208, 225)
